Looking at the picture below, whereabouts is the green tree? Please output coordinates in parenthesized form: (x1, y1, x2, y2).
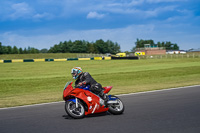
(12, 46, 19, 54)
(57, 42, 63, 53)
(27, 46, 31, 53)
(165, 41, 172, 50)
(7, 46, 12, 54)
(23, 48, 28, 54)
(70, 40, 87, 53)
(113, 42, 121, 54)
(2, 46, 9, 54)
(19, 47, 23, 54)
(30, 47, 38, 53)
(135, 38, 144, 48)
(133, 39, 180, 51)
(87, 42, 95, 53)
(47, 39, 121, 54)
(135, 38, 155, 48)
(0, 42, 2, 54)
(95, 39, 105, 53)
(40, 48, 48, 53)
(173, 44, 179, 50)
(48, 44, 59, 53)
(62, 41, 70, 53)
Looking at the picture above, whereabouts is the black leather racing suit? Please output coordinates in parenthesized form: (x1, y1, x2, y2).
(75, 72, 104, 97)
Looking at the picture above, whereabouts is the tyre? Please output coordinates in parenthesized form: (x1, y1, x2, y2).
(108, 95, 124, 115)
(65, 100, 85, 119)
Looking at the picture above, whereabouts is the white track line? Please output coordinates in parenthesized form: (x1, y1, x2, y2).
(117, 84, 200, 97)
(0, 101, 64, 110)
(0, 85, 200, 110)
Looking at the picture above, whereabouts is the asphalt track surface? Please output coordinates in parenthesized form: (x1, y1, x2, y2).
(1, 85, 200, 133)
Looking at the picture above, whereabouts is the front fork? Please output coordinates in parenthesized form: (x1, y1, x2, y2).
(66, 98, 79, 108)
(75, 98, 78, 108)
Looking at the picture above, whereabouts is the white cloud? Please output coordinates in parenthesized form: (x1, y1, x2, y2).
(0, 0, 198, 51)
(87, 12, 105, 19)
(95, 4, 177, 18)
(1, 23, 199, 51)
(146, 0, 186, 3)
(0, 24, 160, 51)
(1, 2, 54, 21)
(0, 24, 154, 51)
(81, 0, 178, 19)
(107, 0, 144, 7)
(9, 2, 34, 20)
(144, 5, 177, 17)
(0, 0, 185, 21)
(33, 12, 54, 20)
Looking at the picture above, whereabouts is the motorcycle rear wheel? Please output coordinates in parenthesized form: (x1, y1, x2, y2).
(65, 100, 85, 119)
(108, 95, 124, 115)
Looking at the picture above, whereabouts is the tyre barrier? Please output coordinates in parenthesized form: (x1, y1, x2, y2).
(0, 57, 112, 63)
(0, 56, 139, 63)
(111, 56, 139, 60)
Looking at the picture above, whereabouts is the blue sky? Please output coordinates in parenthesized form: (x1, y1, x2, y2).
(0, 0, 200, 51)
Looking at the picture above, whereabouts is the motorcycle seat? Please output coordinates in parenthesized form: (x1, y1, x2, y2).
(103, 86, 112, 93)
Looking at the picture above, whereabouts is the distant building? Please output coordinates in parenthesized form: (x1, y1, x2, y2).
(166, 50, 186, 54)
(187, 48, 200, 52)
(135, 44, 166, 55)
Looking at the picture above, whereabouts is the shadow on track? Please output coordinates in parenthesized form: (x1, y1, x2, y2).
(62, 111, 111, 120)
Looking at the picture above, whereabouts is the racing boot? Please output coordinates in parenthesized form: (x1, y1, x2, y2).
(99, 91, 109, 107)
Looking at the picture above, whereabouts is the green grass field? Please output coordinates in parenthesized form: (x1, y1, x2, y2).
(0, 58, 200, 108)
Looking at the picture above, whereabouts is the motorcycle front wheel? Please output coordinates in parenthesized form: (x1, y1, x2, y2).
(65, 100, 85, 119)
(108, 95, 124, 115)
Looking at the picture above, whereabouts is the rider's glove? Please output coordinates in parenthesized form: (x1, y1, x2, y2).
(78, 81, 86, 86)
(78, 83, 83, 86)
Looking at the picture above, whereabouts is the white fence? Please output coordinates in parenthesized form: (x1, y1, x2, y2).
(139, 53, 200, 59)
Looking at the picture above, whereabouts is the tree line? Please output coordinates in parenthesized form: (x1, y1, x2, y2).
(0, 39, 121, 54)
(133, 38, 179, 51)
(0, 42, 40, 54)
(48, 39, 120, 54)
(0, 38, 180, 55)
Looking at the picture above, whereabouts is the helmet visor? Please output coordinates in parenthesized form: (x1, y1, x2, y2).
(71, 73, 76, 79)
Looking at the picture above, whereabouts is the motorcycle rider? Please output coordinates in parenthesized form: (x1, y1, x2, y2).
(71, 67, 108, 105)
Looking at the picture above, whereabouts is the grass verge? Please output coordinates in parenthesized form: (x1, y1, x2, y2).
(0, 58, 200, 108)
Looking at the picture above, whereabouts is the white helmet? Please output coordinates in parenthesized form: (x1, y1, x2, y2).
(71, 67, 83, 79)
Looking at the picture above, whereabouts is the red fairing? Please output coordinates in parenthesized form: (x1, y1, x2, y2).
(63, 82, 110, 116)
(69, 88, 109, 115)
(103, 86, 112, 94)
(63, 85, 73, 98)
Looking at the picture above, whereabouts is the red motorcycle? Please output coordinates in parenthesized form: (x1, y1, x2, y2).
(63, 81, 124, 119)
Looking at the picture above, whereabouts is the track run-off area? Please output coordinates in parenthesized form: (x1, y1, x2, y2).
(0, 85, 200, 133)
